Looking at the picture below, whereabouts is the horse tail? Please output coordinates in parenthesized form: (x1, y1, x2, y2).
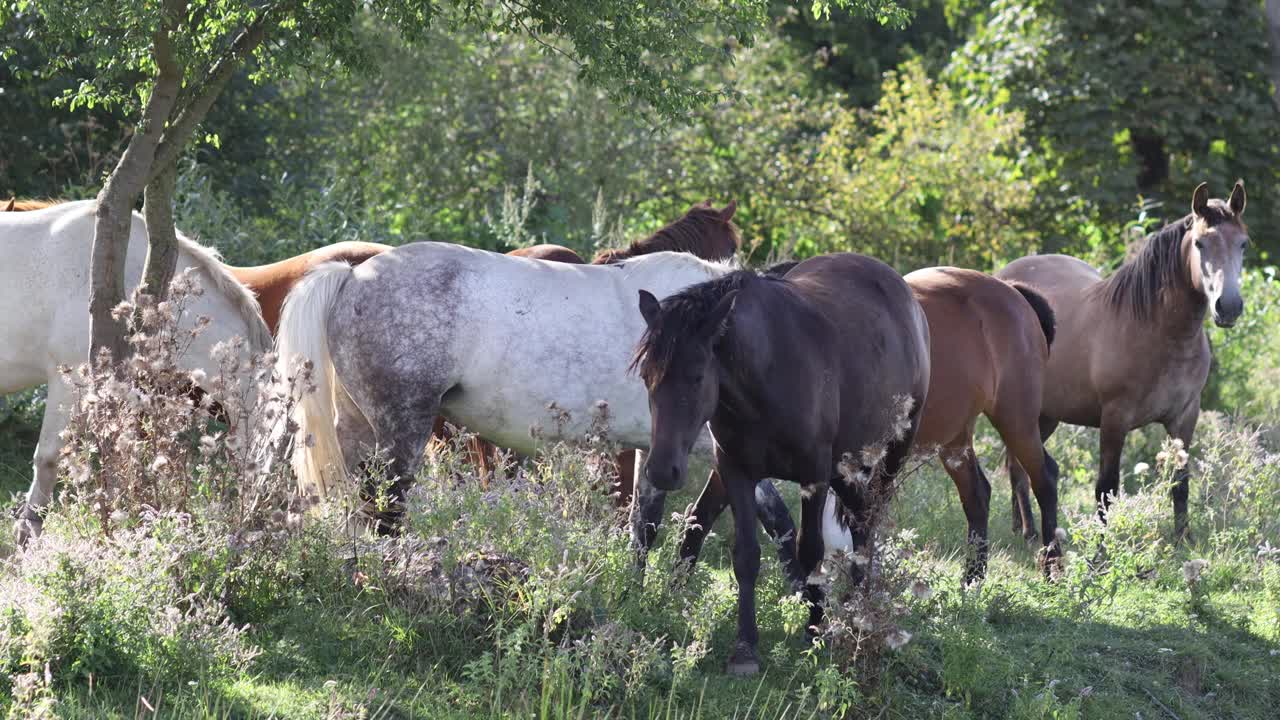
(1007, 281, 1056, 350)
(277, 261, 355, 499)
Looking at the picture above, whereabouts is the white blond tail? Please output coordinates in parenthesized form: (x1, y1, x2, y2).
(276, 261, 354, 499)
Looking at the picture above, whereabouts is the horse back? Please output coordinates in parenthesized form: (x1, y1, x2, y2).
(906, 268, 1052, 447)
(786, 253, 931, 448)
(231, 241, 393, 335)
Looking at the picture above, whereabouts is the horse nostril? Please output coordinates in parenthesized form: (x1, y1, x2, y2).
(1216, 297, 1242, 317)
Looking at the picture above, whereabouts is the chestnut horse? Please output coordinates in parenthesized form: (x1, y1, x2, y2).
(660, 266, 1061, 584)
(996, 181, 1249, 539)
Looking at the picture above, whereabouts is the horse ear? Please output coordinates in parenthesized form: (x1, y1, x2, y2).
(1229, 179, 1246, 216)
(638, 290, 661, 329)
(706, 289, 739, 340)
(720, 200, 737, 222)
(3, 198, 13, 212)
(1191, 182, 1210, 218)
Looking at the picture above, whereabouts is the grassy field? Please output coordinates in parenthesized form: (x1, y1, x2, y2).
(1, 381, 1278, 718)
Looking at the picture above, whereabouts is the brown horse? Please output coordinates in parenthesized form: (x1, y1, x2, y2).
(634, 254, 931, 675)
(4, 198, 60, 212)
(996, 181, 1249, 539)
(664, 266, 1061, 584)
(593, 200, 738, 264)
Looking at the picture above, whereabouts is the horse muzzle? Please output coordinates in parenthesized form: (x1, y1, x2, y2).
(644, 452, 688, 492)
(1212, 295, 1243, 328)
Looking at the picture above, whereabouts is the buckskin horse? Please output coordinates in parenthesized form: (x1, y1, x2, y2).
(633, 253, 931, 675)
(997, 181, 1249, 539)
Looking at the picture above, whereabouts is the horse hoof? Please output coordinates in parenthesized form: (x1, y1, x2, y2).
(1174, 523, 1194, 546)
(963, 561, 987, 586)
(726, 642, 760, 676)
(12, 511, 42, 547)
(1023, 530, 1040, 545)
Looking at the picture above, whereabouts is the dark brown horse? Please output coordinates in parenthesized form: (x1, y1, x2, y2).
(996, 181, 1249, 538)
(664, 267, 1061, 585)
(633, 253, 930, 675)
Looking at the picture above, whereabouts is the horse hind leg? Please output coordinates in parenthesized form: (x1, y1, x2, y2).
(994, 408, 1062, 575)
(940, 439, 991, 584)
(1008, 415, 1058, 541)
(335, 368, 443, 535)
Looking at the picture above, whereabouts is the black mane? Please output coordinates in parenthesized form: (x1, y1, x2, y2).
(1097, 201, 1238, 320)
(632, 270, 776, 384)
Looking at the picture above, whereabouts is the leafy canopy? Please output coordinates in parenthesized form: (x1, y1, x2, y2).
(3, 0, 909, 123)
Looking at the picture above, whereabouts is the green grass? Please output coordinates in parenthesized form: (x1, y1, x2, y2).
(1, 400, 1278, 719)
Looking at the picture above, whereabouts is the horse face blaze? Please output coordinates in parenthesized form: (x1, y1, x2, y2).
(1190, 222, 1247, 328)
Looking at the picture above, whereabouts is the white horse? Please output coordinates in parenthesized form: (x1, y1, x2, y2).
(276, 242, 732, 530)
(0, 201, 272, 541)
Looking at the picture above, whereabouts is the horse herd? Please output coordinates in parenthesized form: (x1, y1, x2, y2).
(0, 181, 1250, 675)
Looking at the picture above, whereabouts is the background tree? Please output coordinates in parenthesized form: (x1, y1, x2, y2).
(2, 0, 907, 361)
(948, 0, 1280, 259)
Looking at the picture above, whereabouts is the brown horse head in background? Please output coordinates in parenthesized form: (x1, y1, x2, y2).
(593, 200, 739, 264)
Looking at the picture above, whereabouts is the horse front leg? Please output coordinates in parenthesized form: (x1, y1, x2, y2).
(1164, 405, 1200, 543)
(629, 450, 668, 565)
(15, 381, 71, 545)
(676, 469, 728, 566)
(1095, 414, 1128, 523)
(722, 457, 763, 676)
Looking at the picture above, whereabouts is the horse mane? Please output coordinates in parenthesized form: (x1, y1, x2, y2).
(1095, 200, 1240, 320)
(174, 229, 273, 352)
(4, 198, 66, 212)
(593, 202, 740, 265)
(630, 269, 766, 385)
(763, 260, 800, 277)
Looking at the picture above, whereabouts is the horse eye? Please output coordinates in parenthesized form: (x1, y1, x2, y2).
(1194, 240, 1204, 250)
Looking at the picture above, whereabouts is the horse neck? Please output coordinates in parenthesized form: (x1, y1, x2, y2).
(1156, 245, 1208, 341)
(630, 255, 729, 295)
(713, 290, 782, 423)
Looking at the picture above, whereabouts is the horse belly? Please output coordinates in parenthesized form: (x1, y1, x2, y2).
(0, 243, 69, 390)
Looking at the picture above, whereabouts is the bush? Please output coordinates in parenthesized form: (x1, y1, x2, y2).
(0, 271, 308, 705)
(1202, 265, 1280, 422)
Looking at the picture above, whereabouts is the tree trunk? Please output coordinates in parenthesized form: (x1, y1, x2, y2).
(87, 2, 184, 362)
(1268, 0, 1280, 111)
(140, 164, 180, 301)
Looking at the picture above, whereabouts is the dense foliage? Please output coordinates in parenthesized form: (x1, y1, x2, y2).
(1, 2, 1279, 716)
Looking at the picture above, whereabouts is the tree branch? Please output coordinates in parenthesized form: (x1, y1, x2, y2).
(150, 8, 276, 177)
(87, 0, 186, 360)
(140, 163, 180, 302)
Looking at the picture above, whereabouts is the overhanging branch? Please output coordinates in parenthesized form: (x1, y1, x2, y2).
(149, 8, 276, 177)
